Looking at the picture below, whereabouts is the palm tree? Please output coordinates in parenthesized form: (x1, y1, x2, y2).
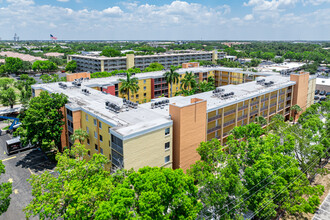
(119, 73, 140, 101)
(70, 129, 89, 144)
(180, 71, 197, 90)
(290, 104, 302, 124)
(163, 66, 179, 97)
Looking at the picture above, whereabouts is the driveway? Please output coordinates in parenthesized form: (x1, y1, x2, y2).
(0, 134, 56, 220)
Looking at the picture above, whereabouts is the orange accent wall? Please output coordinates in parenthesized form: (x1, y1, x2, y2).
(66, 72, 91, 82)
(169, 98, 207, 172)
(182, 62, 200, 68)
(290, 72, 309, 119)
(60, 107, 67, 152)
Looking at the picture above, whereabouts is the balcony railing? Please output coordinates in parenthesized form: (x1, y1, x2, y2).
(261, 98, 269, 102)
(238, 105, 248, 111)
(251, 101, 259, 106)
(112, 142, 123, 155)
(237, 115, 248, 121)
(250, 110, 258, 115)
(287, 89, 292, 93)
(68, 126, 73, 133)
(270, 103, 277, 108)
(208, 114, 222, 122)
(224, 109, 236, 117)
(271, 94, 277, 99)
(207, 125, 222, 134)
(223, 119, 235, 127)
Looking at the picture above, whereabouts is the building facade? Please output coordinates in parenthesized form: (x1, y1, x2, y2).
(32, 67, 315, 172)
(67, 51, 226, 73)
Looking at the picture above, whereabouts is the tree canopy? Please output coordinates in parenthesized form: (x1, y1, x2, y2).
(16, 91, 68, 151)
(0, 161, 12, 215)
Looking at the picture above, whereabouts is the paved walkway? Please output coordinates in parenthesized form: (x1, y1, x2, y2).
(313, 192, 330, 220)
(0, 105, 22, 116)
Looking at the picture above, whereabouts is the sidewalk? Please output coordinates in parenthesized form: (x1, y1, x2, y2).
(313, 192, 330, 220)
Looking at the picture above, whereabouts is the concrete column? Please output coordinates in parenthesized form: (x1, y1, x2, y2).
(221, 108, 224, 145)
(101, 60, 104, 72)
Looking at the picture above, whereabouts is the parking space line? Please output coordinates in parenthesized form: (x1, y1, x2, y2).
(2, 156, 16, 161)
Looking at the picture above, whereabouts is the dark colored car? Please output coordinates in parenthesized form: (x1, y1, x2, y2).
(326, 92, 330, 96)
(319, 90, 326, 96)
(314, 96, 320, 100)
(315, 90, 320, 95)
(320, 97, 326, 102)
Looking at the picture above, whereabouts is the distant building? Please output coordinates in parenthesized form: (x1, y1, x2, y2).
(44, 52, 65, 58)
(316, 78, 330, 93)
(68, 50, 226, 73)
(0, 51, 46, 63)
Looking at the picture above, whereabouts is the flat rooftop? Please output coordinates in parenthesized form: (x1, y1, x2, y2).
(83, 66, 273, 88)
(32, 67, 296, 138)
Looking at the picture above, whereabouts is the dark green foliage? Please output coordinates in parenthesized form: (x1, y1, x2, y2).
(65, 60, 77, 72)
(16, 91, 68, 151)
(0, 161, 12, 215)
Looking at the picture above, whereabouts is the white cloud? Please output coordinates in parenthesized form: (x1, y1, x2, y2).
(57, 0, 69, 2)
(0, 0, 328, 40)
(303, 0, 330, 5)
(244, 0, 299, 11)
(244, 14, 254, 20)
(6, 0, 34, 5)
(103, 6, 123, 15)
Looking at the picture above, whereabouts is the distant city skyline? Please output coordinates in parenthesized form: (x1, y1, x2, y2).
(0, 0, 329, 41)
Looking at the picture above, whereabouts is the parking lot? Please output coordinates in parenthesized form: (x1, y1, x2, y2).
(0, 134, 56, 220)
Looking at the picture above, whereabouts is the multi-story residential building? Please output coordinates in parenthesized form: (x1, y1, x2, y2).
(68, 66, 265, 104)
(32, 68, 315, 172)
(67, 51, 226, 73)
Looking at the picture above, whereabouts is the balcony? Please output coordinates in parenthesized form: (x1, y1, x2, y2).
(237, 115, 248, 121)
(208, 114, 222, 122)
(251, 101, 259, 106)
(223, 119, 235, 127)
(207, 125, 221, 134)
(112, 142, 123, 155)
(287, 89, 292, 93)
(270, 103, 277, 108)
(238, 105, 248, 111)
(271, 94, 277, 99)
(224, 109, 236, 117)
(68, 125, 73, 133)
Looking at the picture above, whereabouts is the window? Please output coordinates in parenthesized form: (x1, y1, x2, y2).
(176, 87, 178, 90)
(100, 148, 103, 154)
(66, 109, 72, 117)
(144, 93, 147, 97)
(100, 135, 103, 142)
(136, 94, 139, 99)
(94, 131, 97, 139)
(144, 86, 146, 91)
(87, 138, 90, 145)
(86, 126, 89, 134)
(99, 121, 102, 129)
(108, 127, 111, 133)
(165, 155, 170, 163)
(144, 80, 146, 84)
(88, 150, 90, 156)
(93, 119, 97, 126)
(165, 128, 170, 135)
(165, 142, 170, 150)
(95, 144, 98, 151)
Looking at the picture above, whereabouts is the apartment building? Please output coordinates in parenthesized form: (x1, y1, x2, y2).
(67, 51, 226, 73)
(75, 66, 263, 104)
(32, 68, 315, 172)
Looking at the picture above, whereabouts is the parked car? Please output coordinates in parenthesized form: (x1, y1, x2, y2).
(326, 92, 330, 96)
(314, 96, 320, 100)
(315, 90, 320, 95)
(319, 90, 326, 96)
(320, 97, 326, 102)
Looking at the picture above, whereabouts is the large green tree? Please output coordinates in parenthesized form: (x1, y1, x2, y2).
(119, 73, 140, 101)
(0, 87, 17, 108)
(100, 47, 121, 57)
(16, 91, 68, 151)
(25, 144, 202, 220)
(163, 66, 179, 97)
(0, 161, 12, 215)
(189, 123, 324, 220)
(14, 74, 36, 105)
(65, 60, 77, 72)
(4, 57, 23, 74)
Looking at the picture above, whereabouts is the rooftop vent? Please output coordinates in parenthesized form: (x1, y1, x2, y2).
(105, 101, 121, 113)
(81, 89, 90, 95)
(151, 99, 169, 109)
(58, 82, 67, 89)
(123, 99, 138, 109)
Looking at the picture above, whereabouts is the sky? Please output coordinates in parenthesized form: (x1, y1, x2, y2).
(0, 0, 329, 40)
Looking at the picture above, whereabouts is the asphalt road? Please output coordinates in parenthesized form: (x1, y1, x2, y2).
(313, 192, 330, 220)
(0, 134, 56, 220)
